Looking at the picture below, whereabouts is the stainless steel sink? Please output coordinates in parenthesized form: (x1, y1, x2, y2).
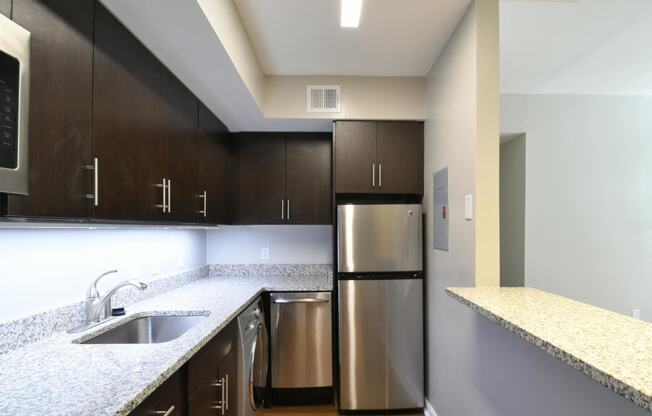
(81, 315, 206, 344)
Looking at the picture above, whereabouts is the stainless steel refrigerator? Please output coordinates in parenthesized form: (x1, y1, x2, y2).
(337, 204, 424, 412)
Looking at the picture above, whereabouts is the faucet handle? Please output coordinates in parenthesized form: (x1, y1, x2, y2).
(86, 269, 118, 299)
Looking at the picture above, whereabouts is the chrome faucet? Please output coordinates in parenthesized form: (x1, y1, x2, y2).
(69, 270, 147, 333)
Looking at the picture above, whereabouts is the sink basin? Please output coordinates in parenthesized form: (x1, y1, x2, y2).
(81, 315, 206, 344)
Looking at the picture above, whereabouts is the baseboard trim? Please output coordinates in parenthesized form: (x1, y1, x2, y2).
(424, 399, 438, 416)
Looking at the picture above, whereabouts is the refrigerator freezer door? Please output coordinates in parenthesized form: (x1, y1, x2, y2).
(337, 204, 423, 273)
(338, 278, 424, 411)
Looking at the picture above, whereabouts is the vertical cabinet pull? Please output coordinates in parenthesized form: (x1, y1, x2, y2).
(225, 373, 229, 411)
(372, 163, 375, 188)
(85, 157, 99, 207)
(281, 199, 285, 220)
(287, 200, 290, 222)
(167, 179, 172, 213)
(379, 163, 382, 188)
(197, 190, 207, 217)
(209, 377, 226, 415)
(156, 178, 167, 213)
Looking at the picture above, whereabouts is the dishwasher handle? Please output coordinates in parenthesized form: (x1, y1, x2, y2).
(272, 298, 329, 304)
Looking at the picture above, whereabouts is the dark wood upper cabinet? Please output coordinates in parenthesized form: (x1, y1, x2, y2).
(234, 133, 286, 224)
(233, 133, 333, 225)
(160, 67, 199, 223)
(286, 133, 332, 224)
(198, 101, 230, 224)
(334, 120, 423, 195)
(6, 0, 94, 219)
(376, 121, 424, 194)
(92, 3, 164, 222)
(334, 121, 376, 194)
(0, 0, 10, 17)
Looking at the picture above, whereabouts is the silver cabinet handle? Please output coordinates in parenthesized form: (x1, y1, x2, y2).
(372, 163, 376, 187)
(197, 190, 207, 217)
(281, 199, 284, 220)
(225, 373, 229, 411)
(156, 178, 167, 213)
(287, 200, 290, 222)
(209, 378, 225, 414)
(151, 405, 175, 416)
(167, 179, 172, 213)
(85, 157, 99, 206)
(379, 163, 382, 188)
(273, 298, 329, 304)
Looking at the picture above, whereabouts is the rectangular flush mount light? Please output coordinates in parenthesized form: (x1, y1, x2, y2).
(341, 0, 363, 28)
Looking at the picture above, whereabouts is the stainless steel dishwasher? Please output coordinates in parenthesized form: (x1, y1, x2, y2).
(270, 292, 333, 405)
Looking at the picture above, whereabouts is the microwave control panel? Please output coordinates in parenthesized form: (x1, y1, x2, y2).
(0, 50, 19, 170)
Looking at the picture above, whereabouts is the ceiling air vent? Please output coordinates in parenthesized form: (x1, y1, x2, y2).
(307, 85, 340, 113)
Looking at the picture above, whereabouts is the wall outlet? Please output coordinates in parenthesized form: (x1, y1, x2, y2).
(260, 247, 270, 260)
(632, 309, 641, 320)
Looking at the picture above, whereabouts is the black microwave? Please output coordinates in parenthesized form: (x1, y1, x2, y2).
(0, 14, 29, 195)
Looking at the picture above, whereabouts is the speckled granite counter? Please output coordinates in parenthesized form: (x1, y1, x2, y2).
(447, 287, 652, 412)
(0, 275, 332, 416)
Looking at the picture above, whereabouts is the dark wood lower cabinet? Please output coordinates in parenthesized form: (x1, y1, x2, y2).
(188, 320, 238, 416)
(6, 0, 94, 219)
(129, 321, 239, 416)
(130, 369, 186, 416)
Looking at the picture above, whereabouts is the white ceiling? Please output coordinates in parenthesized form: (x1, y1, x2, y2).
(501, 0, 652, 95)
(234, 0, 472, 76)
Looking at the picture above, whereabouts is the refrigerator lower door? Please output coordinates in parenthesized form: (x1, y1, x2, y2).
(338, 278, 424, 411)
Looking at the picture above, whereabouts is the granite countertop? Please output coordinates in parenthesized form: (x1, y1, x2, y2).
(0, 275, 332, 416)
(446, 287, 652, 412)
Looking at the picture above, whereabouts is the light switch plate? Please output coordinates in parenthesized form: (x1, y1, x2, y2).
(260, 247, 270, 260)
(465, 194, 473, 221)
(633, 309, 641, 319)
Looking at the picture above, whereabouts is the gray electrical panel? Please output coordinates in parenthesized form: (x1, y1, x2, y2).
(433, 168, 449, 251)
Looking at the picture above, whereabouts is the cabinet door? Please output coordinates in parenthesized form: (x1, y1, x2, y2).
(197, 102, 230, 224)
(233, 133, 286, 224)
(160, 67, 199, 223)
(334, 121, 376, 194)
(6, 0, 93, 218)
(92, 3, 164, 221)
(218, 349, 238, 416)
(376, 121, 424, 195)
(286, 133, 332, 224)
(131, 369, 185, 416)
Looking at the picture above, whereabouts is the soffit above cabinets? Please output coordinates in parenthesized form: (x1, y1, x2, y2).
(234, 0, 472, 76)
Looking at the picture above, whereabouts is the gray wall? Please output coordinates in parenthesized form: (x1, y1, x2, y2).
(501, 94, 652, 321)
(500, 134, 526, 287)
(425, 3, 647, 415)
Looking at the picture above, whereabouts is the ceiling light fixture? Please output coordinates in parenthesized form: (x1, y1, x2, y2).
(341, 0, 363, 28)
